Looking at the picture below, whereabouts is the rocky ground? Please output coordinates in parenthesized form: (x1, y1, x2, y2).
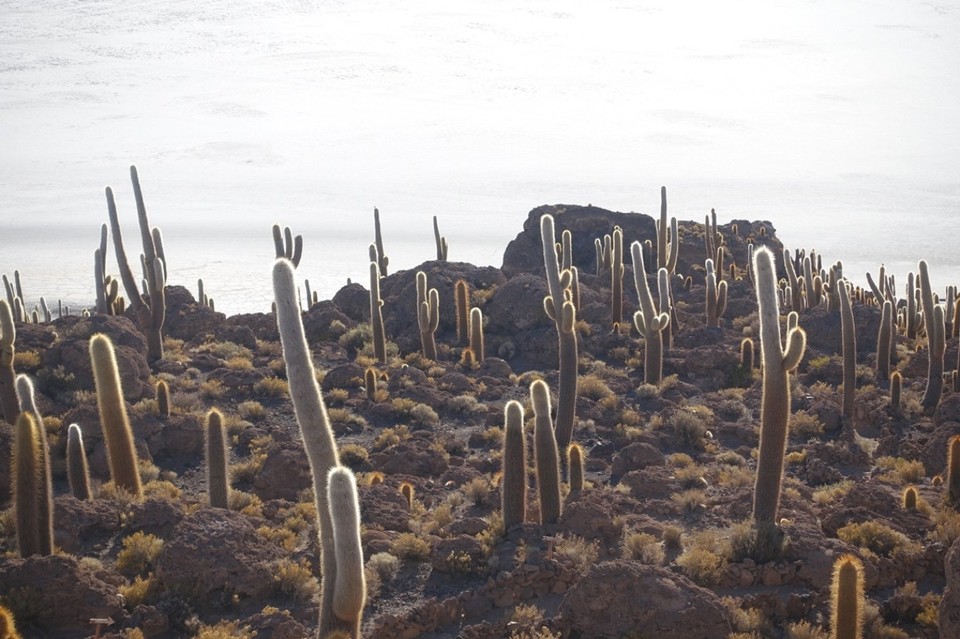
(1, 204, 959, 639)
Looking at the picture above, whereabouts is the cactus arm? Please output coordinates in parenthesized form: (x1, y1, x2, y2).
(328, 467, 366, 634)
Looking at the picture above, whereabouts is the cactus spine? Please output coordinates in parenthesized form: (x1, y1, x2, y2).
(368, 255, 387, 363)
(611, 226, 624, 325)
(568, 443, 584, 494)
(157, 379, 171, 418)
(469, 307, 485, 363)
(105, 166, 166, 363)
(15, 375, 52, 555)
(0, 299, 18, 425)
(948, 435, 960, 507)
(274, 258, 362, 638)
(14, 413, 46, 557)
(531, 380, 561, 525)
(631, 242, 669, 385)
(877, 300, 893, 381)
(206, 409, 229, 509)
(540, 214, 579, 456)
(838, 280, 856, 425)
(327, 467, 366, 637)
(752, 248, 806, 536)
(89, 334, 142, 498)
(919, 260, 945, 411)
(455, 279, 470, 345)
(67, 424, 93, 501)
(705, 258, 728, 328)
(501, 400, 526, 528)
(831, 554, 864, 639)
(416, 271, 439, 360)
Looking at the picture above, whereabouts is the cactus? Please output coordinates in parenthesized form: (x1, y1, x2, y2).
(568, 443, 584, 494)
(273, 224, 303, 267)
(877, 300, 893, 381)
(157, 380, 171, 418)
(433, 215, 448, 261)
(469, 307, 484, 363)
(783, 249, 803, 312)
(368, 257, 387, 363)
(274, 257, 362, 637)
(399, 482, 415, 509)
(89, 334, 142, 498)
(890, 371, 902, 411)
(206, 409, 229, 509)
(364, 368, 377, 401)
(373, 207, 389, 277)
(611, 226, 624, 325)
(594, 233, 612, 276)
(631, 242, 669, 385)
(105, 166, 166, 363)
(705, 258, 727, 328)
(0, 603, 21, 639)
(831, 554, 864, 639)
(740, 337, 754, 371)
(838, 281, 856, 425)
(531, 380, 561, 525)
(327, 467, 366, 637)
(902, 486, 918, 510)
(919, 261, 945, 411)
(15, 375, 52, 555)
(416, 271, 439, 360)
(803, 255, 820, 308)
(704, 208, 720, 263)
(501, 400, 526, 528)
(67, 424, 93, 501)
(752, 247, 806, 546)
(0, 299, 18, 425)
(14, 413, 46, 557)
(455, 279, 470, 345)
(905, 272, 920, 339)
(948, 435, 960, 507)
(656, 187, 679, 275)
(658, 268, 674, 349)
(540, 214, 579, 457)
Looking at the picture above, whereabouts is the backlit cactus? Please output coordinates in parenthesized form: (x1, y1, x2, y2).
(919, 260, 945, 411)
(656, 187, 679, 275)
(469, 307, 484, 363)
(416, 271, 439, 360)
(455, 279, 470, 345)
(369, 254, 387, 363)
(501, 400, 526, 528)
(831, 554, 864, 639)
(531, 380, 561, 525)
(877, 300, 893, 381)
(631, 241, 669, 385)
(568, 443, 584, 494)
(67, 424, 92, 501)
(206, 409, 229, 509)
(328, 467, 366, 637)
(90, 333, 142, 498)
(14, 413, 48, 557)
(15, 375, 52, 555)
(0, 299, 18, 425)
(838, 280, 856, 425)
(705, 258, 727, 328)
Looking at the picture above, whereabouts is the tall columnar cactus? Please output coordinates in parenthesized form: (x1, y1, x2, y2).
(327, 467, 366, 637)
(740, 337, 754, 371)
(656, 187, 679, 275)
(364, 368, 377, 402)
(157, 379, 171, 418)
(877, 300, 893, 381)
(469, 307, 485, 363)
(919, 260, 945, 411)
(783, 249, 803, 312)
(501, 400, 526, 528)
(14, 413, 48, 557)
(657, 267, 674, 349)
(105, 166, 166, 363)
(594, 233, 612, 276)
(89, 334, 142, 498)
(272, 224, 303, 268)
(373, 207, 389, 277)
(831, 554, 864, 639)
(274, 258, 363, 638)
(15, 375, 52, 555)
(705, 258, 728, 328)
(416, 271, 439, 360)
(704, 208, 720, 264)
(838, 281, 856, 425)
(433, 215, 448, 261)
(631, 242, 669, 385)
(66, 424, 93, 501)
(752, 247, 806, 539)
(803, 255, 821, 308)
(890, 371, 902, 411)
(206, 409, 229, 509)
(540, 214, 578, 456)
(531, 380, 561, 525)
(368, 256, 387, 363)
(568, 444, 584, 494)
(0, 299, 18, 425)
(947, 435, 960, 507)
(611, 226, 624, 326)
(906, 272, 920, 339)
(455, 280, 470, 346)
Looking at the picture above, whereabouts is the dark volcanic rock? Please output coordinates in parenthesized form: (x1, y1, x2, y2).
(941, 537, 960, 639)
(557, 561, 732, 639)
(254, 441, 312, 501)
